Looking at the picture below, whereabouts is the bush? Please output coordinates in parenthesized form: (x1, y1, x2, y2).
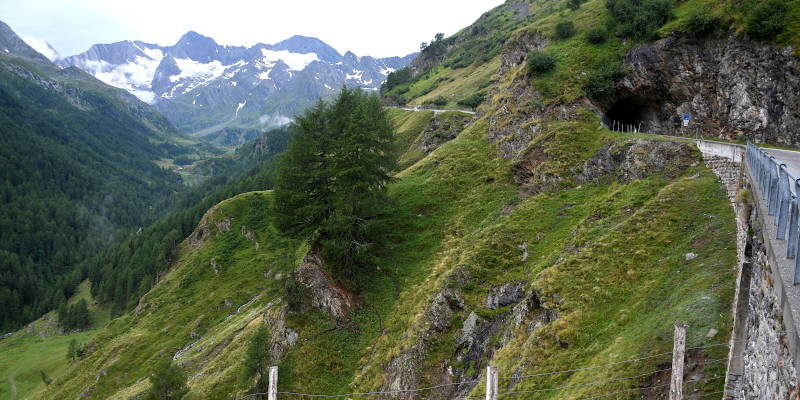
(585, 28, 608, 44)
(682, 6, 720, 35)
(585, 65, 626, 99)
(555, 21, 576, 39)
(457, 92, 486, 109)
(567, 0, 586, 11)
(424, 96, 448, 107)
(527, 51, 556, 75)
(144, 358, 189, 400)
(606, 0, 674, 40)
(745, 0, 788, 39)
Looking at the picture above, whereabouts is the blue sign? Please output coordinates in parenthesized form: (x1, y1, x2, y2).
(683, 114, 691, 121)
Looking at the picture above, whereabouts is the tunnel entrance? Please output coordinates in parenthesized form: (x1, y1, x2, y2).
(605, 97, 648, 132)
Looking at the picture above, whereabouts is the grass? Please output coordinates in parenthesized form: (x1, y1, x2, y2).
(33, 0, 741, 397)
(0, 281, 109, 400)
(35, 114, 737, 400)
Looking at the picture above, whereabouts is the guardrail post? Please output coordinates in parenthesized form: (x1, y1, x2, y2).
(486, 366, 498, 400)
(778, 166, 790, 238)
(788, 198, 800, 259)
(268, 366, 278, 400)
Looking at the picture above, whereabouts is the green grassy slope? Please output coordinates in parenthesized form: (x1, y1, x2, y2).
(0, 281, 110, 400)
(37, 114, 736, 400)
(34, 0, 747, 398)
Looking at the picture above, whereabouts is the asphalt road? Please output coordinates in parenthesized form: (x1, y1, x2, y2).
(764, 147, 800, 180)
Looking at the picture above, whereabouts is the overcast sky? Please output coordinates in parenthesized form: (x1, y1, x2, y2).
(1, 0, 505, 58)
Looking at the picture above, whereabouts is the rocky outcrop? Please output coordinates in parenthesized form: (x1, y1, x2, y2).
(378, 266, 554, 400)
(576, 139, 698, 184)
(295, 250, 355, 321)
(485, 30, 549, 159)
(416, 113, 474, 153)
(609, 34, 800, 147)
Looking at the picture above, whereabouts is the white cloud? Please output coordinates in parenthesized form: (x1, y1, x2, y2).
(21, 35, 58, 61)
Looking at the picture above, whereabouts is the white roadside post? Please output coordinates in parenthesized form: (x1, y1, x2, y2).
(268, 366, 278, 400)
(486, 365, 498, 400)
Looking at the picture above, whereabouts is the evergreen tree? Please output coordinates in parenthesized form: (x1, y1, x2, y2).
(73, 299, 90, 329)
(273, 88, 397, 279)
(241, 324, 270, 395)
(144, 358, 189, 400)
(67, 339, 78, 362)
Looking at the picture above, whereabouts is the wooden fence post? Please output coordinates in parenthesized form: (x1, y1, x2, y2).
(670, 324, 687, 400)
(268, 366, 278, 400)
(486, 365, 498, 400)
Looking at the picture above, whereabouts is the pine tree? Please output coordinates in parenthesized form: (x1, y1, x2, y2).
(273, 88, 397, 279)
(144, 358, 189, 400)
(67, 339, 77, 362)
(73, 299, 90, 329)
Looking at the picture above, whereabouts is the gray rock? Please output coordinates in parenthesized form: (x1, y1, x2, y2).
(612, 35, 800, 147)
(486, 282, 526, 310)
(295, 250, 354, 320)
(685, 252, 698, 261)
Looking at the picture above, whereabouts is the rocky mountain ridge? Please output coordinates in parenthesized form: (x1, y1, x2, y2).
(60, 32, 416, 144)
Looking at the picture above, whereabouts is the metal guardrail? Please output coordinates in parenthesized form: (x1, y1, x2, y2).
(746, 142, 800, 284)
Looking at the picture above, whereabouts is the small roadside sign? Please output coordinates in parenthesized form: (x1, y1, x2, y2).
(682, 114, 690, 127)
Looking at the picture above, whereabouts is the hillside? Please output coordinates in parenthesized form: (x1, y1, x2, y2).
(0, 282, 109, 400)
(25, 0, 800, 397)
(0, 20, 217, 332)
(39, 107, 736, 399)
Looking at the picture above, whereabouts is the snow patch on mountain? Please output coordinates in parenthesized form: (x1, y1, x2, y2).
(257, 70, 272, 80)
(235, 101, 246, 117)
(259, 48, 318, 71)
(171, 58, 226, 82)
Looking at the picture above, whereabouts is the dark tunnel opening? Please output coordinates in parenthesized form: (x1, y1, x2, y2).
(605, 97, 646, 132)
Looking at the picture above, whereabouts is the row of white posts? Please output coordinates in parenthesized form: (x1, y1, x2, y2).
(263, 324, 691, 400)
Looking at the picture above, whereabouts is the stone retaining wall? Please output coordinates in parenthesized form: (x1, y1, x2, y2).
(702, 149, 799, 399)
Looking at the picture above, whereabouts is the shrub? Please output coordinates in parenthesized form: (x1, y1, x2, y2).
(682, 6, 720, 35)
(457, 92, 486, 108)
(606, 0, 674, 40)
(567, 0, 586, 11)
(424, 96, 448, 107)
(585, 65, 625, 99)
(144, 358, 189, 400)
(745, 0, 788, 39)
(555, 21, 576, 39)
(585, 28, 608, 44)
(527, 50, 556, 75)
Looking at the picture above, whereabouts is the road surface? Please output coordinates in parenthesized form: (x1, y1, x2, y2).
(763, 147, 800, 180)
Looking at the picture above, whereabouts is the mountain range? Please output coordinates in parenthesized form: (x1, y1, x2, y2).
(59, 32, 416, 146)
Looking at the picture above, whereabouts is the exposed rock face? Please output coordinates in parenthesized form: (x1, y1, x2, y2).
(417, 113, 474, 153)
(295, 250, 354, 320)
(576, 139, 698, 184)
(486, 283, 526, 310)
(378, 265, 554, 400)
(485, 31, 549, 159)
(610, 34, 800, 147)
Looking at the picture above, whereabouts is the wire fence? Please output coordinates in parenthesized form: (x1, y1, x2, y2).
(238, 342, 732, 400)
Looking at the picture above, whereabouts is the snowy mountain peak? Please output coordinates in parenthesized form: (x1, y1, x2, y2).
(61, 31, 416, 146)
(273, 35, 341, 63)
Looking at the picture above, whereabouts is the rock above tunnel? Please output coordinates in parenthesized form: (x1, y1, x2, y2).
(609, 34, 800, 147)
